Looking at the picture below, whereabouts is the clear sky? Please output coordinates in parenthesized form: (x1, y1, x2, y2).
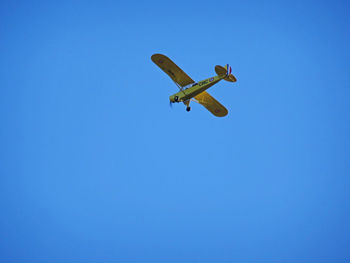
(1, 0, 350, 262)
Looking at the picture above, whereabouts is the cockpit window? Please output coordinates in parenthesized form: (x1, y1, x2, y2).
(184, 83, 197, 90)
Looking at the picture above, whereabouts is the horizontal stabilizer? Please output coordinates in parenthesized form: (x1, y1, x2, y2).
(215, 64, 237, 82)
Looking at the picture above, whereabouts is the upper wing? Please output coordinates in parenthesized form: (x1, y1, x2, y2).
(195, 91, 228, 117)
(151, 54, 195, 87)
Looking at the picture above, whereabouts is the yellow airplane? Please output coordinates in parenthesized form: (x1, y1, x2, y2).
(151, 54, 237, 117)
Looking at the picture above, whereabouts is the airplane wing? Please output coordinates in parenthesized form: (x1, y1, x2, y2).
(151, 54, 195, 87)
(195, 91, 228, 117)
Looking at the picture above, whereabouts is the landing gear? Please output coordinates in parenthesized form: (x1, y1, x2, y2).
(174, 96, 179, 102)
(186, 107, 191, 112)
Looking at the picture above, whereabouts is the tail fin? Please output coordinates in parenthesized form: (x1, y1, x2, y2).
(215, 64, 237, 82)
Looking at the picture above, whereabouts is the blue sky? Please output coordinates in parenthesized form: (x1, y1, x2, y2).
(1, 0, 350, 262)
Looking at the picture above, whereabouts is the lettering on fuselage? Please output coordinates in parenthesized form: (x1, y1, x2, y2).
(199, 80, 209, 86)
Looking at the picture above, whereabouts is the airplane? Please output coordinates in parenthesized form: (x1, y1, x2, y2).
(151, 53, 237, 117)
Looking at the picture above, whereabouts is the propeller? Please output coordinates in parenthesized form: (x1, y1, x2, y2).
(169, 100, 173, 108)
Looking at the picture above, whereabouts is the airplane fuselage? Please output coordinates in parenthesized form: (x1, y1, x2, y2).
(169, 74, 225, 103)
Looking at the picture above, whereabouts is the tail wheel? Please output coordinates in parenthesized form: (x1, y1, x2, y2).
(186, 107, 191, 112)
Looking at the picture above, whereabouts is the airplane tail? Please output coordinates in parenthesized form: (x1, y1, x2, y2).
(215, 64, 237, 82)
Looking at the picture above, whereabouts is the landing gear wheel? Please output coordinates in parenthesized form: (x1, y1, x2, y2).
(174, 96, 179, 102)
(186, 107, 191, 112)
